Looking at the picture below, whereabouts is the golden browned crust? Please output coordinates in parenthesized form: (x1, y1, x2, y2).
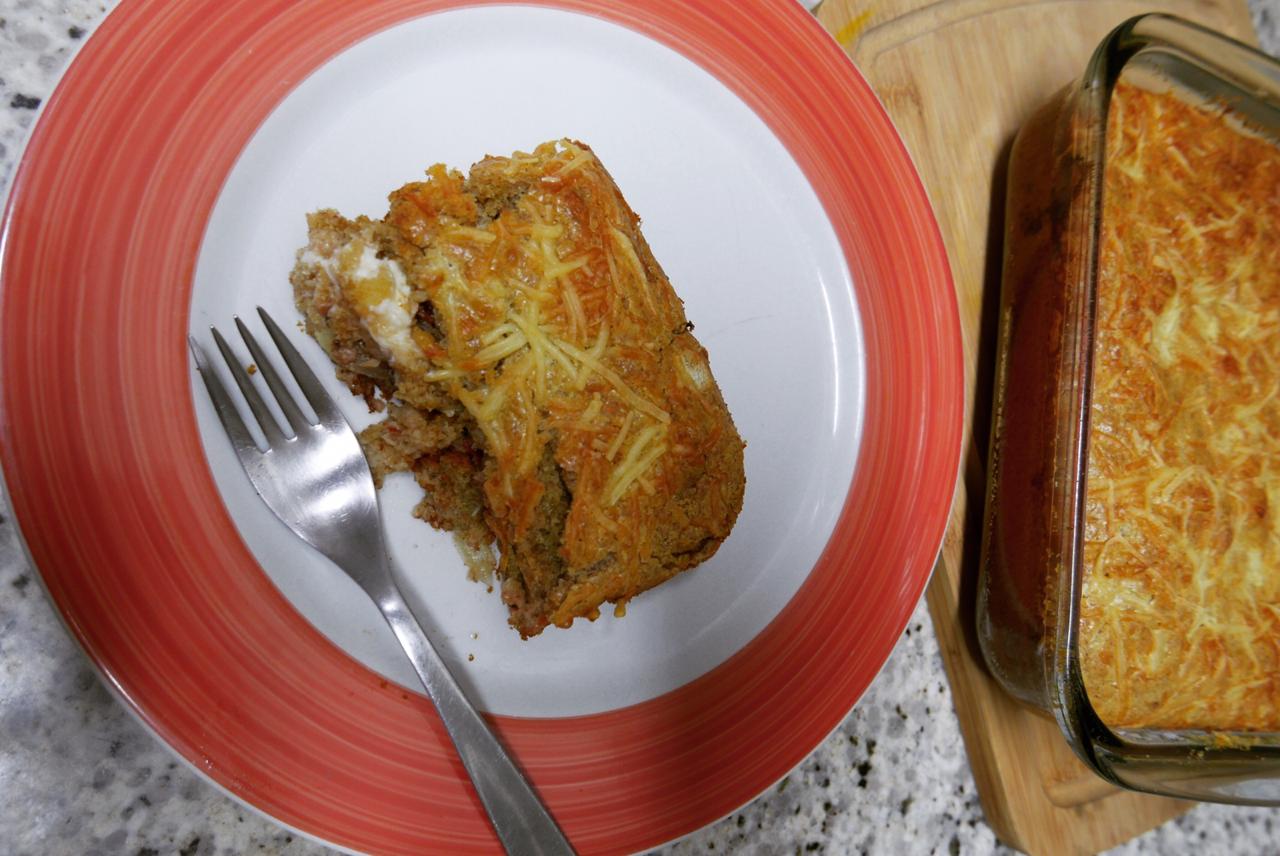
(291, 140, 745, 637)
(1079, 83, 1280, 730)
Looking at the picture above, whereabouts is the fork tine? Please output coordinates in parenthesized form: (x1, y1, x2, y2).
(234, 316, 311, 434)
(256, 307, 348, 428)
(211, 325, 287, 446)
(189, 336, 262, 457)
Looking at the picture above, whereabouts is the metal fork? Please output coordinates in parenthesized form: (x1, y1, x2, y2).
(189, 307, 575, 856)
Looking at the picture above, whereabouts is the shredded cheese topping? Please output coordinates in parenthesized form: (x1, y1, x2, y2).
(292, 139, 746, 637)
(312, 141, 709, 555)
(1079, 82, 1280, 731)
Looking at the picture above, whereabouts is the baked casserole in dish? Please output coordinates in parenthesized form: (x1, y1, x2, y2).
(978, 14, 1280, 802)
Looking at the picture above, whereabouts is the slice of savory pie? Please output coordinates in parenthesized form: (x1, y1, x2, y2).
(291, 140, 745, 637)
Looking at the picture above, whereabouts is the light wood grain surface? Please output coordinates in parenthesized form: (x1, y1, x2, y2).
(814, 0, 1259, 853)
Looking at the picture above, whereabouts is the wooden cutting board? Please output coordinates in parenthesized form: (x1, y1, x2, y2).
(812, 0, 1258, 853)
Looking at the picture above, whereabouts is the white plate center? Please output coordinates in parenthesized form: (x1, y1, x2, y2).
(189, 6, 862, 718)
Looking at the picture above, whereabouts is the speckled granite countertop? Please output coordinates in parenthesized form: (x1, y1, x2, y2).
(2, 1, 1279, 854)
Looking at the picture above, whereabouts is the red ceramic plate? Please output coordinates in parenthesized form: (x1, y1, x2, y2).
(0, 1, 961, 853)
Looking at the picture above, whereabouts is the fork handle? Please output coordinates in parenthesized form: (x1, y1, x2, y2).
(376, 586, 577, 856)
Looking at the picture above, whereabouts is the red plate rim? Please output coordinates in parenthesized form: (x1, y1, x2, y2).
(0, 1, 962, 853)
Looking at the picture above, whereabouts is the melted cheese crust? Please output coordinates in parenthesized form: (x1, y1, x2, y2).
(1079, 82, 1280, 730)
(293, 140, 745, 636)
(386, 143, 705, 562)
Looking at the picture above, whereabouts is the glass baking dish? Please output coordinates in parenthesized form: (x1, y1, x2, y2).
(977, 13, 1280, 804)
